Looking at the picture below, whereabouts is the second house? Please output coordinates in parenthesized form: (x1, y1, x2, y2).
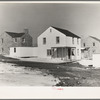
(0, 29, 33, 55)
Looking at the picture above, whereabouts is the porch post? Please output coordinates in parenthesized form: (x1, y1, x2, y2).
(61, 47, 63, 60)
(70, 48, 72, 60)
(66, 47, 68, 60)
(75, 48, 76, 60)
(56, 48, 58, 58)
(51, 48, 53, 59)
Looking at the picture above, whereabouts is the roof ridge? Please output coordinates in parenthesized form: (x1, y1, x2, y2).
(89, 36, 100, 42)
(6, 31, 24, 34)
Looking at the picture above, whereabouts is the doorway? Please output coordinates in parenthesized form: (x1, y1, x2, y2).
(68, 48, 71, 59)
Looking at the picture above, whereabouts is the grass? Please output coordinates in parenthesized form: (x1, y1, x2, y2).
(0, 54, 100, 86)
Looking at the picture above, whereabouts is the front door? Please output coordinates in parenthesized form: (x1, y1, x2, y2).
(68, 48, 71, 59)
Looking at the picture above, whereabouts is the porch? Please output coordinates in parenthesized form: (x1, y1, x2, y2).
(51, 47, 76, 61)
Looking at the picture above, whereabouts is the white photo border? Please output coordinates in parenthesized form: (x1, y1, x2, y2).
(0, 1, 100, 99)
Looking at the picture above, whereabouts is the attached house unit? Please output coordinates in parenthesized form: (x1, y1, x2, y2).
(9, 26, 81, 61)
(37, 26, 81, 61)
(0, 29, 33, 55)
(82, 36, 100, 59)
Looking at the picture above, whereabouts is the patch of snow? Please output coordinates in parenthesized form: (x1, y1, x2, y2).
(78, 59, 93, 67)
(19, 57, 66, 63)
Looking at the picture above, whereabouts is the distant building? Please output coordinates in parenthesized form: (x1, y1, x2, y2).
(82, 36, 100, 59)
(37, 26, 81, 61)
(0, 29, 33, 55)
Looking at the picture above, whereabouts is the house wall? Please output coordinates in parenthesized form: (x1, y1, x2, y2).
(82, 37, 100, 59)
(66, 36, 81, 60)
(21, 33, 33, 47)
(0, 31, 33, 55)
(11, 33, 33, 47)
(93, 54, 100, 68)
(10, 47, 38, 57)
(0, 33, 13, 55)
(11, 38, 22, 47)
(38, 27, 67, 58)
(38, 26, 81, 60)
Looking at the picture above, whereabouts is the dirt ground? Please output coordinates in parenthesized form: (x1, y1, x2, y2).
(1, 55, 100, 86)
(55, 63, 100, 86)
(0, 62, 59, 86)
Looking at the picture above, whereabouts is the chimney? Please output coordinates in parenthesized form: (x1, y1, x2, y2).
(24, 29, 29, 34)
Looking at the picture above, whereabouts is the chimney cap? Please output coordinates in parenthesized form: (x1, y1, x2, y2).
(24, 29, 29, 34)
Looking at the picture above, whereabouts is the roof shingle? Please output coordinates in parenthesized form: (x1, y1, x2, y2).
(6, 31, 25, 38)
(52, 26, 80, 38)
(90, 36, 100, 42)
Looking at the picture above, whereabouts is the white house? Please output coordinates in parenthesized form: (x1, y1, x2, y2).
(37, 26, 81, 61)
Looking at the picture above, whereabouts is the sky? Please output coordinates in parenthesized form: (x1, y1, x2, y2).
(0, 3, 100, 45)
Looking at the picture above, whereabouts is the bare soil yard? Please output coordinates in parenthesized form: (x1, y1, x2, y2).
(0, 55, 100, 86)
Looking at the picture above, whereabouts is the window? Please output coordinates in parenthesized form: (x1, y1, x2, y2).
(43, 38, 46, 44)
(47, 49, 51, 56)
(2, 48, 4, 52)
(22, 38, 25, 43)
(93, 42, 95, 46)
(77, 49, 79, 56)
(72, 37, 74, 44)
(1, 38, 3, 44)
(14, 48, 16, 53)
(14, 38, 17, 43)
(72, 49, 75, 56)
(56, 37, 60, 44)
(50, 29, 52, 32)
(77, 39, 79, 45)
(84, 43, 85, 47)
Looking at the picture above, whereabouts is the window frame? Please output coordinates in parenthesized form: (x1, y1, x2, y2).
(77, 38, 79, 45)
(50, 29, 52, 32)
(77, 49, 79, 56)
(93, 42, 95, 46)
(43, 37, 46, 45)
(72, 37, 74, 44)
(1, 38, 3, 44)
(72, 48, 75, 56)
(14, 38, 17, 43)
(84, 43, 85, 47)
(2, 48, 4, 52)
(56, 36, 60, 44)
(14, 48, 16, 53)
(47, 49, 51, 56)
(22, 38, 25, 43)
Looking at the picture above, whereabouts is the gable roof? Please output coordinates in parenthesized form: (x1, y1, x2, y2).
(90, 36, 100, 42)
(52, 26, 80, 38)
(6, 31, 25, 38)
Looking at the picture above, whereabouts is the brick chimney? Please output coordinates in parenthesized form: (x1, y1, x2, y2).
(24, 29, 29, 34)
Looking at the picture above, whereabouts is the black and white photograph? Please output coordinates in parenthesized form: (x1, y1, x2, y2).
(0, 1, 100, 88)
